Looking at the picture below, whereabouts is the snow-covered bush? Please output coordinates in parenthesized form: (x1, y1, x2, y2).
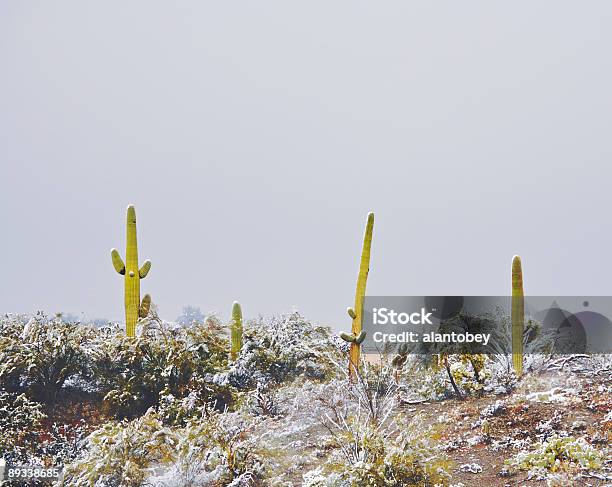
(303, 468, 343, 487)
(156, 390, 202, 426)
(399, 357, 450, 401)
(67, 407, 267, 487)
(314, 414, 451, 486)
(449, 354, 490, 396)
(399, 354, 489, 400)
(65, 410, 178, 487)
(165, 409, 266, 485)
(38, 420, 90, 467)
(0, 313, 94, 402)
(212, 313, 340, 390)
(0, 389, 45, 454)
(249, 381, 279, 417)
(0, 323, 22, 391)
(87, 318, 231, 417)
(506, 435, 606, 481)
(0, 387, 91, 474)
(482, 358, 518, 394)
(313, 360, 451, 486)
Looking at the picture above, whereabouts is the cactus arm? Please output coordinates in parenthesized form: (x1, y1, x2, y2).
(230, 301, 243, 361)
(139, 294, 151, 318)
(348, 212, 374, 380)
(354, 330, 367, 344)
(340, 332, 356, 343)
(111, 249, 126, 275)
(511, 255, 524, 376)
(139, 260, 151, 279)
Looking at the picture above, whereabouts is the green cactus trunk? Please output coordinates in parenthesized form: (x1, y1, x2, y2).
(347, 212, 374, 381)
(511, 255, 524, 376)
(230, 301, 243, 361)
(111, 205, 152, 337)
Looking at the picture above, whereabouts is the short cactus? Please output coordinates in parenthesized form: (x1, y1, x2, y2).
(511, 255, 524, 376)
(340, 212, 374, 381)
(111, 205, 152, 337)
(139, 294, 152, 318)
(230, 301, 243, 361)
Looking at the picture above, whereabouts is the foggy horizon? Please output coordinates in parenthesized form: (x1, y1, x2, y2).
(2, 2, 612, 330)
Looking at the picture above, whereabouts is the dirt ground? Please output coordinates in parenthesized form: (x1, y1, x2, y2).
(401, 371, 611, 486)
(277, 369, 611, 486)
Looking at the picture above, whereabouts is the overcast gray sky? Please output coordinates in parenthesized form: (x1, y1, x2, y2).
(1, 2, 611, 329)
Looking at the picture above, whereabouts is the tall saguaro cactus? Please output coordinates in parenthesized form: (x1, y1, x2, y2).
(511, 255, 524, 376)
(111, 205, 152, 337)
(340, 212, 374, 381)
(230, 301, 243, 361)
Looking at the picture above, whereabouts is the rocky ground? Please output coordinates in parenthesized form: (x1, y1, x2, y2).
(247, 367, 611, 486)
(406, 370, 611, 486)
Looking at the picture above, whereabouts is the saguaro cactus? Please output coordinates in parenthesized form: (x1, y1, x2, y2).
(111, 205, 152, 337)
(340, 212, 374, 381)
(511, 255, 524, 376)
(230, 301, 243, 361)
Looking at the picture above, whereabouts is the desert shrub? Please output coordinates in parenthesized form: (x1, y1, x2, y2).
(65, 410, 178, 487)
(398, 357, 450, 401)
(0, 389, 46, 455)
(506, 435, 606, 481)
(166, 410, 266, 485)
(0, 313, 94, 402)
(315, 413, 450, 486)
(66, 408, 266, 487)
(482, 359, 518, 394)
(249, 381, 279, 417)
(87, 317, 232, 417)
(38, 420, 90, 467)
(211, 312, 340, 390)
(449, 354, 491, 396)
(303, 468, 343, 487)
(0, 388, 92, 479)
(314, 360, 451, 486)
(156, 390, 203, 426)
(0, 315, 41, 393)
(399, 354, 487, 400)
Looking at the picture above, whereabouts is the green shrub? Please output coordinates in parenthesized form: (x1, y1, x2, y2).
(0, 389, 45, 455)
(65, 410, 178, 487)
(507, 435, 605, 480)
(319, 417, 451, 486)
(0, 314, 93, 402)
(89, 318, 231, 418)
(65, 408, 266, 486)
(215, 313, 340, 390)
(315, 360, 451, 486)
